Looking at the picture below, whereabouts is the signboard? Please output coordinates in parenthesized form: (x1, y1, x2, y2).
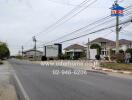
(111, 4, 124, 16)
(46, 45, 58, 57)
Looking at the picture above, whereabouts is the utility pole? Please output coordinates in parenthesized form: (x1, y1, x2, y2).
(43, 45, 46, 56)
(21, 45, 24, 58)
(33, 36, 37, 61)
(115, 0, 119, 54)
(73, 49, 75, 60)
(18, 50, 21, 56)
(111, 0, 124, 54)
(87, 38, 90, 60)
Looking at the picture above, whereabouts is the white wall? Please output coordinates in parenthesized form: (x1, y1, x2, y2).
(90, 49, 97, 59)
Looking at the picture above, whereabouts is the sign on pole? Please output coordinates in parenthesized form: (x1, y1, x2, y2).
(111, 4, 125, 16)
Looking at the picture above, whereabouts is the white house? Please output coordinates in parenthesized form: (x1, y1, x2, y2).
(64, 44, 86, 59)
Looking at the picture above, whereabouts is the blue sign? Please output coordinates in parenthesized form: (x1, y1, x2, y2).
(111, 4, 125, 16)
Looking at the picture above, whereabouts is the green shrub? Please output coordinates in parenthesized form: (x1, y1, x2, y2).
(110, 54, 116, 61)
(90, 44, 101, 55)
(16, 55, 23, 59)
(0, 61, 3, 65)
(115, 53, 124, 63)
(41, 56, 47, 61)
(58, 53, 70, 60)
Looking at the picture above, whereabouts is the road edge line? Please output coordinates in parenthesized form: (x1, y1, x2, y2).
(13, 72, 31, 100)
(7, 60, 30, 100)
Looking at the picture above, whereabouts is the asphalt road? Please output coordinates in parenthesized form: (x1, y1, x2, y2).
(9, 59, 132, 100)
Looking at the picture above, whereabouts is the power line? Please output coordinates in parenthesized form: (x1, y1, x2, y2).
(36, 20, 130, 49)
(35, 0, 97, 37)
(47, 0, 78, 6)
(42, 16, 111, 44)
(37, 19, 131, 48)
(22, 0, 96, 47)
(25, 3, 132, 49)
(41, 7, 132, 45)
(58, 19, 131, 43)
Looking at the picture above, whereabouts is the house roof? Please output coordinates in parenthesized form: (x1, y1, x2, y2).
(88, 37, 132, 48)
(119, 39, 132, 45)
(64, 44, 85, 50)
(111, 4, 125, 10)
(23, 49, 43, 53)
(91, 37, 114, 43)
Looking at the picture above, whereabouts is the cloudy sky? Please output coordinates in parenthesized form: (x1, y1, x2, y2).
(0, 0, 132, 55)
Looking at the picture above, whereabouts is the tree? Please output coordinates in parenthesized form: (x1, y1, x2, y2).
(80, 51, 86, 58)
(90, 44, 101, 55)
(0, 43, 10, 59)
(119, 49, 124, 54)
(126, 48, 132, 54)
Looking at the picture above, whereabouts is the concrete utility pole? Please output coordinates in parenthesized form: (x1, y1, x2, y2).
(73, 49, 75, 60)
(115, 0, 119, 54)
(87, 38, 90, 60)
(33, 36, 37, 60)
(21, 45, 24, 57)
(18, 50, 21, 56)
(116, 12, 119, 53)
(43, 45, 46, 56)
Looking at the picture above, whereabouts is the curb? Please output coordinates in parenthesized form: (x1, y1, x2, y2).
(98, 68, 132, 75)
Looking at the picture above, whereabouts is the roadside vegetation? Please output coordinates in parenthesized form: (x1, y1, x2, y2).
(101, 62, 132, 71)
(15, 55, 23, 59)
(0, 42, 10, 65)
(101, 48, 132, 71)
(0, 60, 3, 65)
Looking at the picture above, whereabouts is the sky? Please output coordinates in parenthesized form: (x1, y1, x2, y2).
(0, 0, 132, 55)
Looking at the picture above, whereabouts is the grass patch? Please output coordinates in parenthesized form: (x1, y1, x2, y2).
(101, 62, 132, 71)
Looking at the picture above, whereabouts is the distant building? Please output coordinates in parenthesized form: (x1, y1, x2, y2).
(23, 49, 43, 60)
(64, 44, 86, 59)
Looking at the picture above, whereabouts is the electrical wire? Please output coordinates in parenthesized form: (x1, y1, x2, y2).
(58, 19, 131, 44)
(40, 7, 132, 45)
(37, 18, 132, 48)
(35, 0, 97, 37)
(24, 3, 132, 49)
(47, 0, 78, 6)
(22, 0, 96, 47)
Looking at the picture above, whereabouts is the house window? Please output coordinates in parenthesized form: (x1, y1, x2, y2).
(101, 42, 107, 48)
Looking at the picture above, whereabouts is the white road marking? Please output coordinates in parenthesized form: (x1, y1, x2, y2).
(13, 72, 31, 100)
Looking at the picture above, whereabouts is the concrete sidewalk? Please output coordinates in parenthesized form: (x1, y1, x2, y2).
(0, 61, 18, 100)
